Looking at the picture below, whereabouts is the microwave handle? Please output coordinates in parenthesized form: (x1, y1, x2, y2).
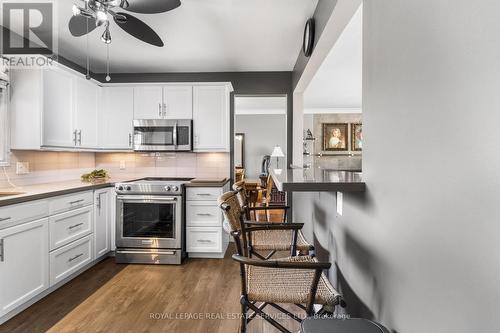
(173, 121, 178, 146)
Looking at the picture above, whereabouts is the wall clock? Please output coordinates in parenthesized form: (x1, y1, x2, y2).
(303, 18, 315, 57)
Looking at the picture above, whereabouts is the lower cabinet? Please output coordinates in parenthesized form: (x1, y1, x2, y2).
(186, 184, 230, 258)
(49, 235, 93, 286)
(49, 206, 93, 251)
(94, 188, 112, 259)
(0, 218, 49, 318)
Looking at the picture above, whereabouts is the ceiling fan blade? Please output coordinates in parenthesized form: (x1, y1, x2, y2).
(68, 15, 97, 37)
(120, 0, 181, 14)
(113, 12, 164, 47)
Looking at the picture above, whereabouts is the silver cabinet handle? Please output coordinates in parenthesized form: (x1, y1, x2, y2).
(0, 239, 4, 262)
(0, 217, 11, 222)
(163, 103, 167, 118)
(68, 253, 84, 262)
(78, 130, 82, 145)
(73, 130, 77, 145)
(129, 133, 133, 147)
(68, 223, 84, 230)
(196, 213, 212, 216)
(69, 199, 84, 205)
(196, 239, 212, 243)
(196, 193, 212, 196)
(158, 103, 162, 117)
(96, 195, 101, 210)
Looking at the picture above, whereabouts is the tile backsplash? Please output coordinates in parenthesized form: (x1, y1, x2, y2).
(0, 151, 230, 188)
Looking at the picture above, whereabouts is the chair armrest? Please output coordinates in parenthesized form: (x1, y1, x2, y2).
(232, 255, 331, 270)
(246, 205, 291, 211)
(244, 223, 304, 233)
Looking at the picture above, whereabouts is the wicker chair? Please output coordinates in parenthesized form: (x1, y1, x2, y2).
(218, 191, 345, 333)
(232, 181, 314, 259)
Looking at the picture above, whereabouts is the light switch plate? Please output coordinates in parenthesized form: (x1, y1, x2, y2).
(336, 192, 343, 216)
(119, 160, 126, 170)
(16, 162, 30, 175)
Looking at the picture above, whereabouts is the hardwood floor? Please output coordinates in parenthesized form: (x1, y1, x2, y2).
(0, 247, 300, 333)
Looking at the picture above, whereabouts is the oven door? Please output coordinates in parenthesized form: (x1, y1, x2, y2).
(116, 195, 182, 249)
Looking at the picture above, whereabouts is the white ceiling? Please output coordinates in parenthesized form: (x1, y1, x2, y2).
(304, 4, 362, 111)
(51, 0, 317, 73)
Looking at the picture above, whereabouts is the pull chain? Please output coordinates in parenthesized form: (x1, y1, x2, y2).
(106, 43, 111, 82)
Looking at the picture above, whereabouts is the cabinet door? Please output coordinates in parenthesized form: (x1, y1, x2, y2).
(133, 86, 163, 119)
(163, 86, 193, 119)
(100, 87, 134, 149)
(74, 77, 99, 148)
(0, 218, 49, 317)
(193, 86, 230, 152)
(94, 189, 110, 259)
(42, 69, 75, 148)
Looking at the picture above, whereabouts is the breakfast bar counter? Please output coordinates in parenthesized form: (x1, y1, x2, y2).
(270, 168, 366, 192)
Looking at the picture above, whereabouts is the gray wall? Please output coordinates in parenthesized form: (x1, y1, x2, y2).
(294, 1, 500, 332)
(235, 114, 287, 178)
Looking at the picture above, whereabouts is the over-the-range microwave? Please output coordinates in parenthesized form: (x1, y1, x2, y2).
(133, 119, 193, 152)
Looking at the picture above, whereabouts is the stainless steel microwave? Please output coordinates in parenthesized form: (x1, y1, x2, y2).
(133, 119, 193, 152)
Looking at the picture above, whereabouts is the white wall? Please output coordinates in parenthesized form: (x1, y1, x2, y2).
(294, 1, 500, 332)
(235, 114, 287, 178)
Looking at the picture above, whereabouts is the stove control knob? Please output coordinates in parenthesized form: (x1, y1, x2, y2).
(171, 186, 179, 192)
(126, 186, 132, 191)
(117, 186, 124, 191)
(164, 186, 171, 192)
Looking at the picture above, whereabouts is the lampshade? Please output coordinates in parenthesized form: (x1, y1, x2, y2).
(271, 145, 284, 158)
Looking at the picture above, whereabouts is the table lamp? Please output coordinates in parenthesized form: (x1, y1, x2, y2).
(271, 145, 284, 169)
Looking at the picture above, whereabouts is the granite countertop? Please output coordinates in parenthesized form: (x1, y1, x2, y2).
(270, 168, 365, 192)
(0, 177, 230, 207)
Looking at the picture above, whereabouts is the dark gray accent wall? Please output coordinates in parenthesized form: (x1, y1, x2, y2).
(292, 0, 337, 90)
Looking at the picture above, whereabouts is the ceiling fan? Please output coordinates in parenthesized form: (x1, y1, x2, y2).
(69, 0, 181, 47)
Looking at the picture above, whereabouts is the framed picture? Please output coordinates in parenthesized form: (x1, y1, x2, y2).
(351, 123, 363, 151)
(322, 123, 348, 151)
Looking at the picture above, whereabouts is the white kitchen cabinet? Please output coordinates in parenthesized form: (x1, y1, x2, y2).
(133, 86, 163, 119)
(163, 86, 193, 119)
(49, 234, 93, 286)
(48, 205, 93, 251)
(99, 87, 134, 150)
(0, 218, 49, 318)
(74, 77, 99, 148)
(94, 188, 111, 259)
(186, 184, 229, 258)
(193, 85, 230, 152)
(42, 68, 75, 148)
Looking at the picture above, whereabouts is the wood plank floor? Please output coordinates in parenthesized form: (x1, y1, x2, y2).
(0, 247, 300, 333)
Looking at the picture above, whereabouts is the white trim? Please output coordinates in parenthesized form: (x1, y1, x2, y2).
(304, 108, 362, 114)
(235, 108, 287, 115)
(101, 81, 234, 92)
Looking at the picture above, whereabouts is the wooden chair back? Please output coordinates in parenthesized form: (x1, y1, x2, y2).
(218, 191, 247, 256)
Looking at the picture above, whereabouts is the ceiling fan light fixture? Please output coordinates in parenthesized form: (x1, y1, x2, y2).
(95, 9, 108, 26)
(101, 25, 112, 44)
(72, 4, 81, 16)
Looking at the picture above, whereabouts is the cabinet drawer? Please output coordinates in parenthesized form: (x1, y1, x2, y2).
(49, 206, 93, 251)
(49, 191, 93, 215)
(187, 227, 222, 253)
(49, 235, 93, 286)
(186, 187, 222, 201)
(0, 200, 49, 230)
(186, 201, 221, 227)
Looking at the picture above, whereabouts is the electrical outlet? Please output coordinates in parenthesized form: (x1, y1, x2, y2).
(16, 162, 30, 175)
(119, 160, 126, 170)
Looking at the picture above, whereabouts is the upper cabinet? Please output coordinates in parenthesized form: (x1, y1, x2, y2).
(10, 67, 100, 150)
(193, 85, 230, 152)
(10, 63, 231, 153)
(133, 86, 163, 119)
(99, 87, 134, 150)
(163, 86, 193, 119)
(74, 77, 99, 149)
(133, 85, 193, 120)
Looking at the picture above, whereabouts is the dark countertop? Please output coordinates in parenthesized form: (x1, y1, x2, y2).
(270, 168, 365, 192)
(0, 177, 230, 207)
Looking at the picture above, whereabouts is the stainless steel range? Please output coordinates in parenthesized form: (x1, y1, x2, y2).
(115, 178, 192, 265)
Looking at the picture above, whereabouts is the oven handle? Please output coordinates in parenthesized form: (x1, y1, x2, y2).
(117, 195, 178, 202)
